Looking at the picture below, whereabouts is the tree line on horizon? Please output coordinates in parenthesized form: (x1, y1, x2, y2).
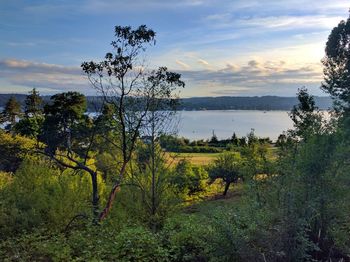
(0, 93, 333, 111)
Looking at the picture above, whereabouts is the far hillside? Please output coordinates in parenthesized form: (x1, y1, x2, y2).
(0, 94, 333, 111)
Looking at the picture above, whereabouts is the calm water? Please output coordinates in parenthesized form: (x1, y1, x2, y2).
(177, 110, 293, 141)
(0, 108, 294, 141)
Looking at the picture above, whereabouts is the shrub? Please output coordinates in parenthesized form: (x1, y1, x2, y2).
(162, 215, 211, 261)
(0, 159, 92, 236)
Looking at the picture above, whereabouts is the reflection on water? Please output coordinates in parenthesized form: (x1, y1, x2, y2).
(177, 110, 293, 141)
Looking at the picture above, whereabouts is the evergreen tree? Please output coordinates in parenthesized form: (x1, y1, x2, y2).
(322, 12, 350, 111)
(289, 87, 323, 140)
(2, 96, 21, 130)
(24, 88, 43, 117)
(231, 132, 239, 146)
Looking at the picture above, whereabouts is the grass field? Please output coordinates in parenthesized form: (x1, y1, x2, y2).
(167, 152, 221, 166)
(166, 145, 278, 166)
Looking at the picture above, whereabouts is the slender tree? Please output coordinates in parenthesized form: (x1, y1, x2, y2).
(82, 25, 184, 221)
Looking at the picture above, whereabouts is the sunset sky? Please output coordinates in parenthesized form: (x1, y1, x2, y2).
(0, 0, 349, 97)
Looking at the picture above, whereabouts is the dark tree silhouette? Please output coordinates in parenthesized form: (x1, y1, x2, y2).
(322, 12, 350, 111)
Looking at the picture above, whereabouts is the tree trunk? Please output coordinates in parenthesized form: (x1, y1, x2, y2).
(90, 172, 99, 223)
(223, 182, 231, 196)
(98, 163, 127, 222)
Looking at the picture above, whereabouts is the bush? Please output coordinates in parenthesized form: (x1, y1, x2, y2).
(113, 226, 169, 261)
(0, 159, 93, 236)
(0, 132, 35, 172)
(171, 159, 208, 196)
(162, 215, 211, 261)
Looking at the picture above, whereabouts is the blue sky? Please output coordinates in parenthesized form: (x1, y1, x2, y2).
(0, 0, 349, 97)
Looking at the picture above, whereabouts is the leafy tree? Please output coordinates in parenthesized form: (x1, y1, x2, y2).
(171, 159, 208, 196)
(208, 152, 242, 196)
(82, 25, 184, 222)
(289, 87, 323, 140)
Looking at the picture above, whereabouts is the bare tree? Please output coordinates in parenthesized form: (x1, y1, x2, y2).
(82, 25, 184, 222)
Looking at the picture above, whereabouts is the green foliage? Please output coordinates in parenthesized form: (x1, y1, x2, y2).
(289, 87, 323, 139)
(95, 152, 119, 181)
(208, 152, 243, 195)
(204, 203, 273, 262)
(0, 230, 72, 262)
(162, 215, 211, 261)
(67, 225, 169, 261)
(24, 88, 43, 117)
(171, 159, 208, 196)
(0, 132, 35, 172)
(0, 171, 12, 190)
(13, 88, 44, 138)
(40, 92, 87, 154)
(322, 12, 350, 110)
(14, 116, 44, 139)
(113, 226, 169, 261)
(175, 145, 222, 153)
(0, 159, 92, 236)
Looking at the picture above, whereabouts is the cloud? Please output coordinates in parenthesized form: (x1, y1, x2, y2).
(178, 59, 323, 96)
(203, 13, 344, 31)
(82, 0, 210, 13)
(0, 59, 81, 75)
(0, 57, 326, 97)
(176, 60, 191, 69)
(0, 59, 88, 94)
(197, 58, 210, 66)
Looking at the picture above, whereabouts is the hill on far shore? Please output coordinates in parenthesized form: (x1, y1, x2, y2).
(0, 94, 333, 111)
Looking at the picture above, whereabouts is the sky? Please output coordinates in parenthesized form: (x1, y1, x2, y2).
(0, 0, 349, 97)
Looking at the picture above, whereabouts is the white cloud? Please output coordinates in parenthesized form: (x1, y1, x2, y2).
(0, 59, 87, 93)
(197, 58, 210, 66)
(178, 59, 323, 96)
(175, 60, 191, 69)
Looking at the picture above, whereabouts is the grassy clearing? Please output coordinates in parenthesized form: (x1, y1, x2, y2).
(167, 152, 221, 166)
(166, 145, 278, 166)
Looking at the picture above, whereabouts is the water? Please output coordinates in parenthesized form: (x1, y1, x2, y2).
(0, 109, 307, 141)
(177, 110, 293, 141)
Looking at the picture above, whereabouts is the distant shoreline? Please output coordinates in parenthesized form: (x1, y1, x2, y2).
(0, 94, 333, 111)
